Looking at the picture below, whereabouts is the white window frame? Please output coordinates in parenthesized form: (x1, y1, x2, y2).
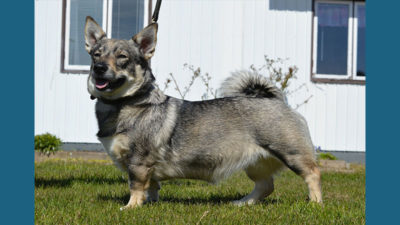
(312, 0, 365, 81)
(62, 0, 149, 72)
(353, 1, 366, 80)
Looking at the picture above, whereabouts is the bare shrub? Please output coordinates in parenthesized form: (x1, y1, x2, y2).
(161, 56, 312, 109)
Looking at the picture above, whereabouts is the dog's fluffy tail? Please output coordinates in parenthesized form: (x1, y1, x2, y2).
(220, 70, 286, 102)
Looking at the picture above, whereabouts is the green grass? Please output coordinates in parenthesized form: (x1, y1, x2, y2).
(317, 153, 338, 160)
(35, 159, 365, 224)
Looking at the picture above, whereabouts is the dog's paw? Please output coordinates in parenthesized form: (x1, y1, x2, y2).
(120, 205, 131, 211)
(119, 202, 141, 211)
(232, 200, 245, 207)
(146, 191, 159, 203)
(120, 205, 137, 211)
(120, 195, 145, 210)
(232, 199, 257, 206)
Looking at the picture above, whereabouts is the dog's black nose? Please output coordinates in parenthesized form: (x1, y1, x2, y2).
(93, 63, 108, 75)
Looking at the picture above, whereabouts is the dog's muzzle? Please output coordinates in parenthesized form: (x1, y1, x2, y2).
(93, 63, 108, 75)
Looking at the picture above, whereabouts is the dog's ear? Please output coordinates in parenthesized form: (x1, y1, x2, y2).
(84, 16, 106, 53)
(133, 23, 158, 60)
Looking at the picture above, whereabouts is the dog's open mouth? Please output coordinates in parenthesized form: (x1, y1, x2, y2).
(95, 77, 126, 91)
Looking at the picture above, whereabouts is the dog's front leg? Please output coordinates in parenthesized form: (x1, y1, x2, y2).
(120, 165, 154, 210)
(146, 179, 161, 202)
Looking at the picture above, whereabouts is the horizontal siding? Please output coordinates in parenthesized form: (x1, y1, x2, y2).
(35, 0, 365, 151)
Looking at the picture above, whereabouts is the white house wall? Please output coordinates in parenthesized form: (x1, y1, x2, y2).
(35, 0, 97, 143)
(240, 0, 365, 151)
(35, 0, 365, 151)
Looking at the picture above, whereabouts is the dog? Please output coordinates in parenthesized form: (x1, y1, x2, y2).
(84, 16, 322, 210)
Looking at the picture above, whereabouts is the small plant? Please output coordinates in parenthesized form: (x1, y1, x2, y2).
(163, 63, 217, 100)
(250, 56, 299, 93)
(318, 152, 337, 161)
(183, 64, 218, 100)
(162, 56, 312, 108)
(34, 133, 62, 156)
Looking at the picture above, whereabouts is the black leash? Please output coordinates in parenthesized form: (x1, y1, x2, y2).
(151, 0, 163, 23)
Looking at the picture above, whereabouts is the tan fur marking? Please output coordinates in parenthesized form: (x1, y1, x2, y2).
(98, 134, 130, 171)
(121, 190, 146, 210)
(107, 59, 117, 71)
(304, 167, 322, 203)
(121, 167, 154, 209)
(111, 135, 130, 169)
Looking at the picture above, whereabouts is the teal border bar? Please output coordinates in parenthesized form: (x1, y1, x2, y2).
(366, 0, 400, 224)
(0, 1, 34, 224)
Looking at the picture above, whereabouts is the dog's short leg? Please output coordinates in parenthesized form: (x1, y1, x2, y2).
(120, 165, 154, 210)
(233, 177, 274, 206)
(146, 179, 160, 203)
(288, 160, 322, 203)
(233, 157, 282, 206)
(303, 166, 322, 203)
(268, 147, 322, 203)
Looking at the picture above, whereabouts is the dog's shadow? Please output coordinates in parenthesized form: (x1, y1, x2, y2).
(35, 176, 125, 188)
(97, 193, 279, 205)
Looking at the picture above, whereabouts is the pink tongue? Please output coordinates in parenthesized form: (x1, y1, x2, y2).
(95, 80, 109, 89)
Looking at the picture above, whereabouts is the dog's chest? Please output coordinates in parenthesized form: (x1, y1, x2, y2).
(95, 101, 120, 138)
(99, 134, 131, 170)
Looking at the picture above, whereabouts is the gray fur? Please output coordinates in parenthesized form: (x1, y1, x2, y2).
(85, 17, 322, 209)
(220, 70, 286, 102)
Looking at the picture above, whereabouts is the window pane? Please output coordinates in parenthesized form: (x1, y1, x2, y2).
(356, 5, 366, 77)
(112, 0, 144, 40)
(316, 3, 349, 75)
(69, 0, 103, 66)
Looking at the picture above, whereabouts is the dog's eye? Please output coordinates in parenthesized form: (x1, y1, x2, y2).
(117, 54, 128, 59)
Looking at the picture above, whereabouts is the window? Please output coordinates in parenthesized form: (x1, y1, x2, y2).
(312, 1, 365, 84)
(61, 0, 147, 73)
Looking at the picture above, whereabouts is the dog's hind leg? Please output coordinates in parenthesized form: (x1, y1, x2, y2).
(303, 165, 322, 203)
(233, 157, 282, 206)
(233, 177, 274, 206)
(267, 145, 322, 203)
(295, 163, 322, 203)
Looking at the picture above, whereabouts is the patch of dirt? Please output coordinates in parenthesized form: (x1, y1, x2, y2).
(35, 151, 110, 163)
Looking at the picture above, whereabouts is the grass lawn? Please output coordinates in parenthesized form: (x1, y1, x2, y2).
(35, 159, 365, 224)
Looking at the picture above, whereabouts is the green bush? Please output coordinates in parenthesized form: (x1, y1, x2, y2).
(318, 152, 337, 160)
(34, 133, 62, 156)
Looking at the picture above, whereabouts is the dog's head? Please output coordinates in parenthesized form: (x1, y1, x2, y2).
(84, 16, 158, 100)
